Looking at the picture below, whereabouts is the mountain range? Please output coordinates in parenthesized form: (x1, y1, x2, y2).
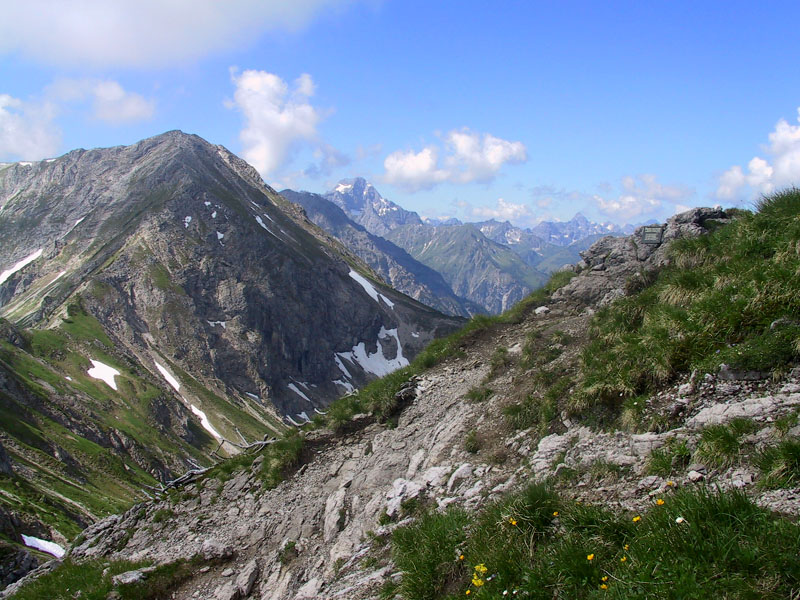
(284, 177, 633, 314)
(0, 131, 461, 559)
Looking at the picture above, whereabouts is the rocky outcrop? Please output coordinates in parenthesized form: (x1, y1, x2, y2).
(0, 132, 463, 575)
(323, 178, 423, 238)
(50, 304, 800, 600)
(0, 131, 462, 416)
(7, 206, 798, 600)
(554, 207, 729, 307)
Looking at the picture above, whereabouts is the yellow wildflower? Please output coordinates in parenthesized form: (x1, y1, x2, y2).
(587, 553, 595, 561)
(632, 515, 641, 522)
(509, 518, 517, 526)
(459, 554, 465, 561)
(466, 590, 471, 596)
(472, 577, 485, 587)
(601, 576, 609, 582)
(624, 544, 629, 551)
(600, 583, 609, 590)
(620, 556, 627, 563)
(666, 480, 675, 487)
(655, 498, 665, 506)
(553, 511, 559, 516)
(474, 564, 488, 574)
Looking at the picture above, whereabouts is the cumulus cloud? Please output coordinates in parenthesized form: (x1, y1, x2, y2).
(0, 94, 60, 160)
(227, 69, 332, 177)
(470, 198, 533, 222)
(383, 146, 449, 191)
(49, 79, 155, 124)
(716, 108, 800, 201)
(593, 174, 694, 221)
(383, 128, 527, 191)
(0, 0, 359, 68)
(0, 78, 155, 160)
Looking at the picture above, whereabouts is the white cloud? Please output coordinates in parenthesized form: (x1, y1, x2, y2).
(0, 0, 360, 68)
(90, 81, 155, 123)
(470, 198, 532, 222)
(383, 146, 449, 191)
(0, 78, 155, 160)
(49, 79, 155, 124)
(594, 174, 694, 221)
(383, 128, 527, 191)
(443, 129, 527, 183)
(227, 69, 329, 176)
(0, 94, 60, 160)
(717, 107, 800, 201)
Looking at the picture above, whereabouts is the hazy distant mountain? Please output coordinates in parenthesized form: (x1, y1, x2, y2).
(385, 223, 548, 314)
(282, 189, 481, 317)
(324, 177, 423, 236)
(320, 179, 634, 313)
(531, 212, 633, 246)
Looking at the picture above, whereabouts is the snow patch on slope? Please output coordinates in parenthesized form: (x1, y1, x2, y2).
(288, 383, 311, 403)
(333, 379, 355, 394)
(348, 270, 394, 309)
(87, 359, 120, 390)
(154, 361, 181, 392)
(0, 249, 43, 285)
(22, 535, 65, 558)
(337, 326, 408, 377)
(190, 404, 223, 440)
(334, 355, 353, 379)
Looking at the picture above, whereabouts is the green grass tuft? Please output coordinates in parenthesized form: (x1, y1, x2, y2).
(391, 484, 800, 599)
(755, 438, 800, 488)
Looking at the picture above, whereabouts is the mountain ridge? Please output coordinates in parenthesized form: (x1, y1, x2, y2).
(13, 199, 799, 599)
(0, 131, 463, 576)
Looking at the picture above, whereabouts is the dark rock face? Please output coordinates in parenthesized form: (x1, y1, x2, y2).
(0, 131, 461, 417)
(0, 442, 12, 477)
(281, 189, 479, 318)
(0, 542, 38, 588)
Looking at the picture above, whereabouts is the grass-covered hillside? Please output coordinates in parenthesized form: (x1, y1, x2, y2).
(0, 297, 284, 545)
(577, 190, 800, 416)
(7, 193, 800, 600)
(380, 191, 800, 599)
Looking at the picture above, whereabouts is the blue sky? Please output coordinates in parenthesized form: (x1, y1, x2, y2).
(3, 1, 800, 227)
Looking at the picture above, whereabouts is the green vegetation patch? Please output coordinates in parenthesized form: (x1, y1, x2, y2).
(576, 189, 800, 414)
(391, 483, 800, 599)
(11, 557, 199, 600)
(259, 429, 305, 489)
(755, 438, 800, 488)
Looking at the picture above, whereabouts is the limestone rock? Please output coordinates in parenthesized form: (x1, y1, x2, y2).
(201, 539, 234, 561)
(236, 559, 260, 597)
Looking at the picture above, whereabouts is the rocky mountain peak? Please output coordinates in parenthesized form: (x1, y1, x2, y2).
(324, 178, 422, 237)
